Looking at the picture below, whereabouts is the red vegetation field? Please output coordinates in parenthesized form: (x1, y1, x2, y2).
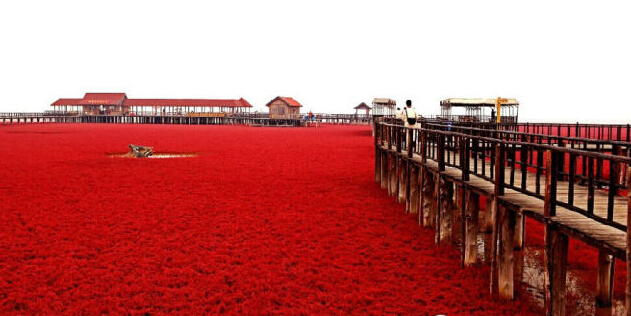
(0, 124, 541, 315)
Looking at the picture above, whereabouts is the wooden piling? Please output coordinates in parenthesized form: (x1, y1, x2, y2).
(484, 196, 494, 232)
(435, 174, 442, 243)
(498, 204, 516, 300)
(490, 144, 504, 295)
(389, 154, 397, 196)
(408, 165, 420, 215)
(380, 151, 388, 189)
(543, 149, 567, 316)
(514, 211, 525, 249)
(464, 190, 480, 267)
(439, 178, 453, 243)
(453, 185, 464, 245)
(459, 184, 466, 266)
(398, 159, 407, 204)
(374, 127, 381, 183)
(544, 227, 569, 316)
(422, 169, 435, 227)
(596, 250, 615, 308)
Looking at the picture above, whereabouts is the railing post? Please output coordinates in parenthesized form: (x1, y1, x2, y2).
(490, 142, 505, 295)
(557, 138, 565, 181)
(396, 126, 402, 153)
(497, 143, 505, 195)
(438, 134, 445, 172)
(388, 125, 392, 150)
(382, 124, 387, 146)
(459, 135, 469, 267)
(405, 128, 415, 213)
(568, 153, 576, 206)
(626, 168, 631, 316)
(462, 136, 469, 181)
(375, 121, 381, 183)
(588, 157, 595, 214)
(520, 134, 528, 190)
(608, 145, 620, 221)
(407, 128, 414, 159)
(420, 130, 426, 163)
(543, 149, 567, 316)
(544, 150, 558, 217)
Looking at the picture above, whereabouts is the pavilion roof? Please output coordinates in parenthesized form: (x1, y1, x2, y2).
(51, 98, 84, 106)
(440, 98, 519, 107)
(354, 102, 371, 110)
(52, 93, 252, 108)
(122, 98, 252, 107)
(266, 96, 302, 107)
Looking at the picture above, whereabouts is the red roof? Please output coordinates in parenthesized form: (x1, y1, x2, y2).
(265, 96, 302, 107)
(354, 102, 371, 110)
(51, 98, 84, 106)
(51, 93, 252, 108)
(81, 93, 127, 105)
(122, 98, 252, 108)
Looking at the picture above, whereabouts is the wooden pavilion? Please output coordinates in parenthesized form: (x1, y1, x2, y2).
(372, 98, 396, 116)
(51, 93, 253, 116)
(266, 96, 302, 119)
(354, 102, 371, 116)
(439, 98, 519, 123)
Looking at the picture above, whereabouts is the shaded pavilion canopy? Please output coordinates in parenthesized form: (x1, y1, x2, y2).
(51, 93, 253, 114)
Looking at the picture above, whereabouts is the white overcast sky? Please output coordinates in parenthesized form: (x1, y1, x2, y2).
(0, 0, 629, 123)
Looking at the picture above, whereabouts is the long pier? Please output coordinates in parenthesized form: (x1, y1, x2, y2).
(0, 112, 373, 126)
(374, 118, 631, 316)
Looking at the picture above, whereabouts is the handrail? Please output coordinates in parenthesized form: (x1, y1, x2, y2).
(425, 122, 631, 147)
(375, 120, 631, 231)
(381, 122, 631, 163)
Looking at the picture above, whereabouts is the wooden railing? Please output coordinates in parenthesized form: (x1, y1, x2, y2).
(375, 117, 631, 314)
(376, 120, 631, 231)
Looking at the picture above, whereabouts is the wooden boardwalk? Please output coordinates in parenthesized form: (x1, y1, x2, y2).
(417, 151, 629, 258)
(374, 121, 631, 316)
(0, 112, 373, 126)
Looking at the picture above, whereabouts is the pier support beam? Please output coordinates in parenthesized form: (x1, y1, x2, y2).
(514, 211, 525, 249)
(625, 168, 631, 316)
(464, 190, 480, 266)
(407, 164, 420, 215)
(596, 250, 615, 309)
(422, 170, 436, 228)
(453, 185, 464, 244)
(439, 177, 453, 243)
(398, 159, 407, 204)
(375, 146, 381, 183)
(389, 154, 397, 196)
(498, 204, 516, 300)
(380, 151, 388, 189)
(544, 227, 568, 316)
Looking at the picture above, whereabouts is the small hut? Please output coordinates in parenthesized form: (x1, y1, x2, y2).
(372, 98, 396, 116)
(266, 96, 302, 119)
(354, 102, 371, 116)
(439, 98, 519, 123)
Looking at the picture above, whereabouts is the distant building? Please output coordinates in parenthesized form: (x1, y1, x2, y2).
(51, 92, 252, 116)
(439, 98, 519, 123)
(372, 98, 396, 116)
(266, 96, 302, 119)
(354, 102, 371, 116)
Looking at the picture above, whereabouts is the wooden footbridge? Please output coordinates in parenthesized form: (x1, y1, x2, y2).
(0, 112, 373, 126)
(374, 118, 631, 316)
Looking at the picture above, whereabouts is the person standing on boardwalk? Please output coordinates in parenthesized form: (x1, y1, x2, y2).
(395, 107, 403, 123)
(403, 100, 418, 148)
(403, 100, 417, 127)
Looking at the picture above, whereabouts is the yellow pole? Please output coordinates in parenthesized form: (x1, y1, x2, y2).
(496, 97, 507, 123)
